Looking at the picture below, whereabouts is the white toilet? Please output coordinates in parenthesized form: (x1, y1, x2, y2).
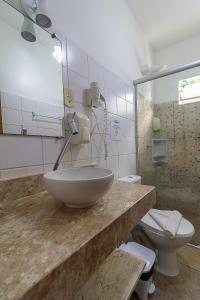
(138, 212, 194, 276)
(118, 175, 195, 277)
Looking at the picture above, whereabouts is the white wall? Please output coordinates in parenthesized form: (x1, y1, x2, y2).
(7, 0, 152, 84)
(154, 34, 200, 68)
(153, 34, 200, 103)
(44, 0, 152, 83)
(0, 0, 152, 179)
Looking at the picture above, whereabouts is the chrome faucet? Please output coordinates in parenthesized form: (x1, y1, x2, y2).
(53, 112, 78, 171)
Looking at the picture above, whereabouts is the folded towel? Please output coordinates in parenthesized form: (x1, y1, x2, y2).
(148, 209, 182, 239)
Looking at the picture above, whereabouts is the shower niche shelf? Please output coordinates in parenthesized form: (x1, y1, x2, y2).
(152, 139, 168, 164)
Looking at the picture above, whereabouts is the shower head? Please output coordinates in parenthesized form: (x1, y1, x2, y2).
(20, 0, 52, 28)
(21, 16, 36, 42)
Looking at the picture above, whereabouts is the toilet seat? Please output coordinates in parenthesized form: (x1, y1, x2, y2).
(140, 213, 194, 238)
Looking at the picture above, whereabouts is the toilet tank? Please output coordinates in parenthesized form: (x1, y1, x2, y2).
(118, 175, 141, 184)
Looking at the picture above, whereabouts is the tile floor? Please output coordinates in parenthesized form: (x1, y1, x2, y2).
(131, 245, 200, 300)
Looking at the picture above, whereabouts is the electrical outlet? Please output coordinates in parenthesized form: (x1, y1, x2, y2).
(64, 88, 74, 108)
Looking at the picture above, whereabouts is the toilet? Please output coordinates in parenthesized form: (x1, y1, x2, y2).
(138, 212, 194, 276)
(118, 175, 195, 277)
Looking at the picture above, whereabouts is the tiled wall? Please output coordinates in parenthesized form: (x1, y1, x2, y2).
(0, 38, 136, 179)
(0, 92, 63, 136)
(138, 98, 200, 243)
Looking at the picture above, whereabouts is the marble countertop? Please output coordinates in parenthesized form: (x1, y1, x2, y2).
(0, 181, 155, 300)
(74, 249, 145, 300)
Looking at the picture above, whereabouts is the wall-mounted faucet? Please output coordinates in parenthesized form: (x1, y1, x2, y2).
(53, 112, 78, 171)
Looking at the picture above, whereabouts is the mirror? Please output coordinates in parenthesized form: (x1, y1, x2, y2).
(0, 0, 64, 137)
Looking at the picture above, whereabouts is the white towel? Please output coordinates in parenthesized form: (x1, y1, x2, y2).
(148, 209, 182, 239)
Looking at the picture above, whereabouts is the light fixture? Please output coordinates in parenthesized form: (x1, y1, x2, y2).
(20, 0, 52, 28)
(140, 64, 168, 76)
(52, 45, 62, 63)
(21, 16, 36, 42)
(35, 0, 52, 28)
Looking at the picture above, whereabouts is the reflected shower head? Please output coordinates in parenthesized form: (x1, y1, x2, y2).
(35, 12, 52, 28)
(20, 0, 52, 28)
(21, 16, 36, 42)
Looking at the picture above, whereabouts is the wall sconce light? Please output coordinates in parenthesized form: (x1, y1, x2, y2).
(20, 0, 52, 28)
(21, 16, 36, 42)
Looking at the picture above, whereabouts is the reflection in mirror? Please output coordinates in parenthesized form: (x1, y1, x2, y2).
(0, 0, 64, 137)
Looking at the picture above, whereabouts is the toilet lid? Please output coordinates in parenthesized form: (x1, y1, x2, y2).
(140, 213, 194, 237)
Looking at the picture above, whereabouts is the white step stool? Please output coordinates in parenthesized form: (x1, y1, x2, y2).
(119, 242, 156, 300)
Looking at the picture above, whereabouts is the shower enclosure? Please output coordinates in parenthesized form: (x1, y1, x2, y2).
(134, 61, 200, 245)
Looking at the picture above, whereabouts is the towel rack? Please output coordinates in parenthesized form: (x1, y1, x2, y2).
(32, 112, 62, 122)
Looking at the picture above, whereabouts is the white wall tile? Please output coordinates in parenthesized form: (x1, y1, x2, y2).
(126, 102, 135, 120)
(88, 57, 104, 90)
(107, 156, 119, 178)
(68, 70, 88, 104)
(67, 39, 89, 78)
(25, 126, 38, 136)
(63, 66, 69, 88)
(36, 101, 51, 116)
(118, 138, 129, 155)
(2, 92, 21, 110)
(1, 165, 43, 179)
(126, 119, 135, 138)
(95, 157, 107, 169)
(118, 155, 127, 177)
(118, 154, 136, 177)
(42, 137, 71, 165)
(125, 86, 134, 103)
(117, 97, 127, 118)
(116, 82, 126, 100)
(107, 138, 119, 156)
(4, 107, 22, 125)
(91, 107, 106, 134)
(38, 127, 51, 136)
(0, 136, 43, 169)
(91, 133, 105, 158)
(22, 111, 37, 127)
(71, 159, 93, 168)
(3, 124, 22, 135)
(128, 154, 137, 175)
(21, 97, 37, 112)
(105, 91, 118, 115)
(127, 137, 136, 154)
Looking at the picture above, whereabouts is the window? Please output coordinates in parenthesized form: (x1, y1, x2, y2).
(178, 75, 200, 104)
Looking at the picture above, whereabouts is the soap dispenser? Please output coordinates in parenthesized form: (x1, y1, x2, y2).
(67, 112, 90, 144)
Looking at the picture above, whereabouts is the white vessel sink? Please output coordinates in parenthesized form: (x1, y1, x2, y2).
(44, 167, 114, 208)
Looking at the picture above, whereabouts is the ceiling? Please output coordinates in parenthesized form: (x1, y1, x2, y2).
(126, 0, 200, 50)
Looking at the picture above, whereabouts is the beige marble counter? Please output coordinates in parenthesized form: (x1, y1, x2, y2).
(0, 181, 155, 300)
(74, 249, 145, 300)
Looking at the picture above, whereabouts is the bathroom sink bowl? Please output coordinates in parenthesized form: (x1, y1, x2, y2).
(44, 167, 114, 208)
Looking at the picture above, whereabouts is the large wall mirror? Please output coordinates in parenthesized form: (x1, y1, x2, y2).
(0, 0, 64, 137)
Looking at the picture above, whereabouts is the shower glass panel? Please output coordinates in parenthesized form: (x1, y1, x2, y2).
(137, 66, 200, 245)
